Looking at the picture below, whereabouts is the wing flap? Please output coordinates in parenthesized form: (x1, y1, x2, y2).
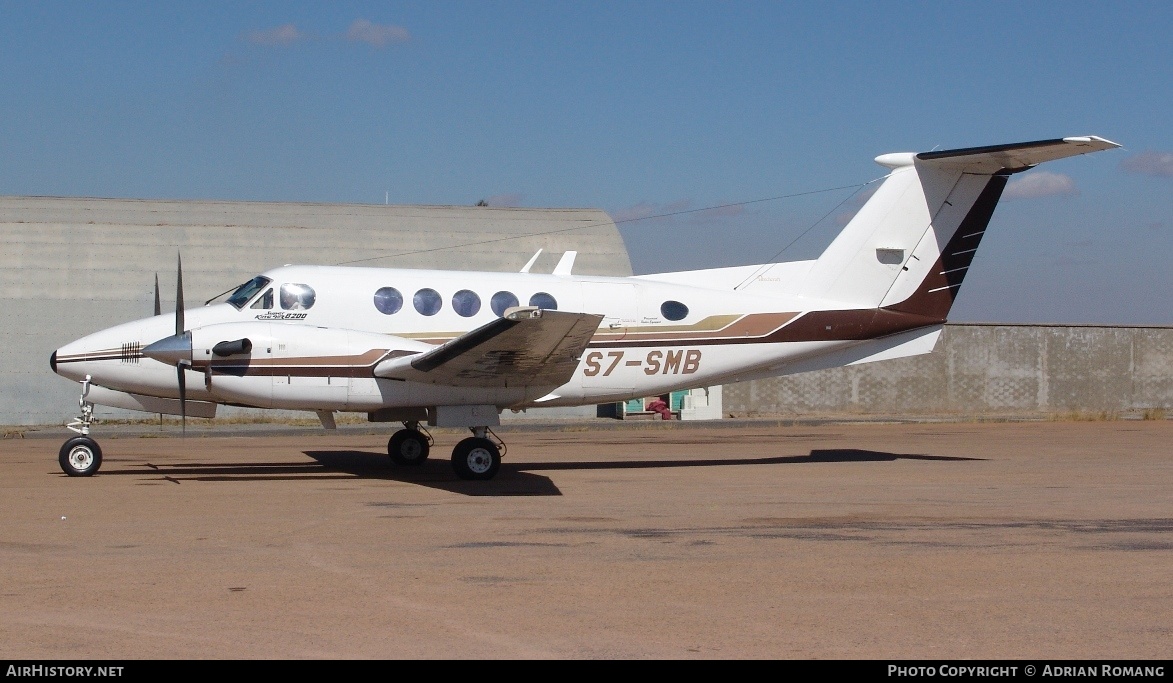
(373, 308, 604, 388)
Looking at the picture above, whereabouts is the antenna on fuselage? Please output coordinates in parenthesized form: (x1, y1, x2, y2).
(552, 251, 577, 276)
(519, 249, 543, 273)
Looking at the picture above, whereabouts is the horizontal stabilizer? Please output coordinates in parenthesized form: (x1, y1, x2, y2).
(374, 308, 604, 388)
(908, 136, 1120, 174)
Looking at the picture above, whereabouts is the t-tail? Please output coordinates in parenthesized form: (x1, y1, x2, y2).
(798, 136, 1120, 326)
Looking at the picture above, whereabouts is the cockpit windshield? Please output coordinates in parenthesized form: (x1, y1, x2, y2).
(226, 276, 272, 310)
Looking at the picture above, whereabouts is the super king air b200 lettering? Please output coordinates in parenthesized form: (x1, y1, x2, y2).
(49, 136, 1120, 481)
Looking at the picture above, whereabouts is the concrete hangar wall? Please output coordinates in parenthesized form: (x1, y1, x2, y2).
(1, 195, 632, 426)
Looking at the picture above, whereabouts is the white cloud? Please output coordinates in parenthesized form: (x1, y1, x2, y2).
(611, 202, 659, 223)
(696, 204, 744, 219)
(1119, 151, 1173, 178)
(346, 19, 410, 47)
(611, 199, 691, 224)
(246, 23, 306, 46)
(611, 198, 756, 226)
(1004, 171, 1078, 200)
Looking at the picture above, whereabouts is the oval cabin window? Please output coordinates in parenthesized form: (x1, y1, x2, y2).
(529, 292, 558, 311)
(451, 290, 481, 317)
(413, 288, 443, 316)
(660, 300, 688, 321)
(491, 291, 519, 317)
(373, 287, 403, 315)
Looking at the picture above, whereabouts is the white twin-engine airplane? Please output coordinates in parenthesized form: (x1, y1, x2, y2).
(50, 136, 1119, 480)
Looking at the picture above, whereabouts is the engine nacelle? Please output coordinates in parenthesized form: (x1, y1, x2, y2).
(180, 322, 432, 409)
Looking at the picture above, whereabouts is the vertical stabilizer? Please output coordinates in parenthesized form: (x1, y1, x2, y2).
(798, 136, 1119, 319)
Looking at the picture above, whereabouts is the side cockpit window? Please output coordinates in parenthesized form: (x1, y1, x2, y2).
(280, 283, 316, 311)
(250, 288, 273, 310)
(226, 276, 272, 310)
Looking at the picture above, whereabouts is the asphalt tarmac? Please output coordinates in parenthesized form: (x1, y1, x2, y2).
(1, 419, 1169, 659)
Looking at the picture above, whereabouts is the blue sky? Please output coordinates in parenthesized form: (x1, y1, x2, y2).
(1, 1, 1169, 324)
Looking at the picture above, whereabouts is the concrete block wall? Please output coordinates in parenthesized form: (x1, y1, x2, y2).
(723, 324, 1173, 418)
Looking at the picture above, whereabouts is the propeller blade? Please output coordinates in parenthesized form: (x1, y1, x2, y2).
(177, 364, 186, 435)
(175, 253, 185, 336)
(154, 274, 161, 316)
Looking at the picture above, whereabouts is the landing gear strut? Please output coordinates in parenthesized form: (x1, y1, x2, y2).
(451, 427, 504, 481)
(60, 376, 102, 476)
(387, 421, 432, 466)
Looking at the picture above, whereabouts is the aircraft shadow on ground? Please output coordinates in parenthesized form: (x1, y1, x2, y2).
(91, 448, 982, 497)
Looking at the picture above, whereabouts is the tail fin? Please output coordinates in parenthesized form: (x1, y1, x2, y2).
(799, 136, 1119, 319)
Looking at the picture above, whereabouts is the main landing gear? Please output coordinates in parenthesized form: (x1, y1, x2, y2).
(451, 428, 503, 481)
(386, 423, 505, 481)
(387, 421, 433, 466)
(60, 376, 102, 477)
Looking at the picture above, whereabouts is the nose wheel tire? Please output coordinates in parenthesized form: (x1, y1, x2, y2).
(388, 429, 430, 466)
(59, 436, 102, 477)
(451, 437, 500, 481)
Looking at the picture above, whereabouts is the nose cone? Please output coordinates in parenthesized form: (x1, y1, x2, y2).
(50, 350, 58, 374)
(143, 332, 192, 365)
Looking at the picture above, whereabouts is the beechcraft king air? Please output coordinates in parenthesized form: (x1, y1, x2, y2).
(50, 136, 1119, 480)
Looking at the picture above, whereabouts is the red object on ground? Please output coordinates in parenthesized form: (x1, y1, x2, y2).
(646, 399, 673, 420)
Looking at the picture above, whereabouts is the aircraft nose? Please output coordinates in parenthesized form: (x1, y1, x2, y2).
(50, 350, 57, 374)
(142, 332, 193, 365)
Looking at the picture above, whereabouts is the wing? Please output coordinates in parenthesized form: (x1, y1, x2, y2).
(373, 307, 604, 388)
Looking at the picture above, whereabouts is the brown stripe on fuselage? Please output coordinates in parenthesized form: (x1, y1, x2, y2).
(589, 308, 941, 348)
(594, 314, 742, 338)
(396, 313, 797, 347)
(597, 312, 799, 342)
(198, 348, 392, 368)
(54, 348, 125, 363)
(212, 365, 380, 378)
(399, 332, 464, 345)
(201, 348, 397, 378)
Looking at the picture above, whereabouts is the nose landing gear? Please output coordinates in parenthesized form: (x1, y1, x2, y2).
(59, 436, 102, 477)
(60, 376, 102, 476)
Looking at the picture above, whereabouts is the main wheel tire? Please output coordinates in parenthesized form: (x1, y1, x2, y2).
(59, 436, 102, 477)
(451, 437, 500, 481)
(388, 429, 430, 466)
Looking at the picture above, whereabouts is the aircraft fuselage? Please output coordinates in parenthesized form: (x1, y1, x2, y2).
(53, 264, 899, 412)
